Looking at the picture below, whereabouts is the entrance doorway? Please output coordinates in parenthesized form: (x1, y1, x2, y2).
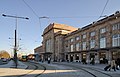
(99, 52, 107, 64)
(112, 51, 120, 60)
(75, 54, 79, 60)
(70, 55, 73, 62)
(81, 53, 87, 64)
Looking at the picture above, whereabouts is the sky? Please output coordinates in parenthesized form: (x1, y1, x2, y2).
(0, 0, 120, 56)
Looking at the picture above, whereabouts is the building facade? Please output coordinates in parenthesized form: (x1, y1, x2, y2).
(42, 23, 78, 61)
(64, 11, 120, 63)
(36, 11, 120, 63)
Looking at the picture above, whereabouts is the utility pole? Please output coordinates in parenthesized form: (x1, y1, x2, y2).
(2, 14, 29, 68)
(39, 16, 51, 61)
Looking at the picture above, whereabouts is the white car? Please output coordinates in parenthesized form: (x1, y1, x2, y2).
(2, 58, 7, 63)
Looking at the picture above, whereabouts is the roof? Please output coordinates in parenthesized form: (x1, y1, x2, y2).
(43, 23, 78, 35)
(65, 11, 120, 37)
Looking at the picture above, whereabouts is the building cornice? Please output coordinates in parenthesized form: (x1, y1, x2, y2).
(65, 11, 120, 37)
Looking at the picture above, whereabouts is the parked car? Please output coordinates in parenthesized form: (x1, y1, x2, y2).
(1, 58, 8, 63)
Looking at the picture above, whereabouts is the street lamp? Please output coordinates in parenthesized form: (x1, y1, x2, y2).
(2, 14, 29, 68)
(39, 16, 49, 28)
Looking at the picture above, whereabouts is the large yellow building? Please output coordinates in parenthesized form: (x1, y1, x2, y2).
(35, 11, 120, 63)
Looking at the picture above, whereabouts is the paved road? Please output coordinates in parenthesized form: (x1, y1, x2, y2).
(39, 63, 93, 77)
(0, 61, 120, 77)
(52, 62, 120, 77)
(36, 62, 120, 77)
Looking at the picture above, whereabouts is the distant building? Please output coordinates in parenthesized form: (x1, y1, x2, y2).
(34, 46, 43, 61)
(34, 46, 43, 54)
(35, 11, 120, 63)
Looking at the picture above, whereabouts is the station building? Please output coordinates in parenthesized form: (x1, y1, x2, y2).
(41, 23, 78, 61)
(35, 11, 120, 63)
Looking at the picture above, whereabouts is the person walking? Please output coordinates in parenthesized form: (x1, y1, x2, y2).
(109, 59, 116, 71)
(115, 58, 120, 70)
(104, 60, 111, 71)
(48, 57, 51, 64)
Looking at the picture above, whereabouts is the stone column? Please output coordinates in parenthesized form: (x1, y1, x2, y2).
(106, 51, 109, 60)
(106, 50, 112, 63)
(79, 53, 82, 62)
(68, 54, 70, 62)
(108, 50, 112, 61)
(86, 52, 90, 63)
(73, 54, 75, 62)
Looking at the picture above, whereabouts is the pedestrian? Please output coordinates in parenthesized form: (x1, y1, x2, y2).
(109, 59, 116, 71)
(48, 57, 51, 64)
(115, 58, 120, 70)
(104, 61, 111, 71)
(90, 58, 95, 65)
(82, 59, 87, 64)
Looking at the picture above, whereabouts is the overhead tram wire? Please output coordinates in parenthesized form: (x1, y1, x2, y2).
(22, 0, 110, 30)
(22, 0, 109, 21)
(22, 0, 107, 20)
(39, 15, 103, 19)
(22, 0, 39, 18)
(98, 0, 109, 19)
(22, 0, 42, 42)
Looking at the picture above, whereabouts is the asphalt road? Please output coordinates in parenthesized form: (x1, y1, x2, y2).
(0, 61, 120, 77)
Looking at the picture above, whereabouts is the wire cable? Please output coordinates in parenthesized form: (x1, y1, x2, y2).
(99, 0, 109, 18)
(22, 0, 39, 18)
(48, 16, 99, 19)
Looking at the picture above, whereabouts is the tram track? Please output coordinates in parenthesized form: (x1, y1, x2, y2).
(18, 61, 46, 77)
(80, 66, 112, 77)
(53, 62, 113, 77)
(13, 61, 113, 77)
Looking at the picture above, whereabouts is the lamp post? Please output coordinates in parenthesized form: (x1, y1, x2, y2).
(2, 14, 29, 68)
(39, 16, 52, 62)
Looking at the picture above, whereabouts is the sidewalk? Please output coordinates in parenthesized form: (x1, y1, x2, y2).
(58, 62, 120, 74)
(0, 60, 28, 69)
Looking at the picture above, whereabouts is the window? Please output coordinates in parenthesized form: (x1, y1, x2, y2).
(90, 31, 95, 37)
(100, 28, 106, 34)
(70, 44, 74, 52)
(83, 34, 86, 39)
(90, 40, 95, 49)
(100, 37, 106, 48)
(112, 23, 120, 30)
(75, 36, 80, 41)
(70, 38, 74, 42)
(75, 43, 80, 51)
(112, 34, 120, 47)
(45, 39, 51, 52)
(82, 42, 86, 50)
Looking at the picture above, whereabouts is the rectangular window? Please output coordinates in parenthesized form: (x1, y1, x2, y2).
(112, 24, 118, 30)
(70, 38, 74, 42)
(118, 23, 120, 29)
(75, 36, 80, 41)
(45, 39, 51, 52)
(75, 43, 80, 51)
(90, 40, 95, 49)
(112, 23, 120, 30)
(90, 31, 95, 37)
(100, 37, 106, 48)
(100, 28, 106, 34)
(83, 34, 86, 39)
(70, 44, 74, 52)
(82, 42, 86, 50)
(112, 34, 120, 47)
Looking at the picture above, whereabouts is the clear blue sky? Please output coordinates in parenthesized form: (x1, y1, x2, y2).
(0, 0, 120, 56)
